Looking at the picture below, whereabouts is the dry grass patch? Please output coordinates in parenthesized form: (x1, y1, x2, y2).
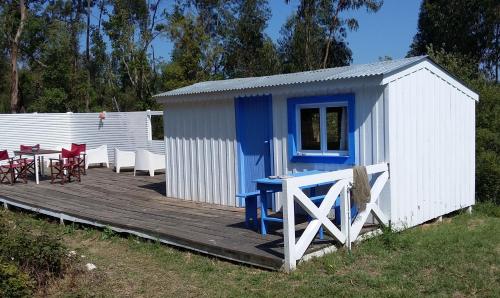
(2, 203, 499, 297)
(56, 230, 205, 297)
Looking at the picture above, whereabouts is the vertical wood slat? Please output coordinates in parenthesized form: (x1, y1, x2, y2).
(271, 83, 388, 211)
(387, 66, 476, 228)
(163, 99, 237, 207)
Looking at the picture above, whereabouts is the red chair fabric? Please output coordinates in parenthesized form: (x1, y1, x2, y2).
(71, 143, 86, 154)
(71, 143, 86, 175)
(0, 150, 27, 185)
(0, 150, 8, 161)
(19, 144, 40, 176)
(62, 148, 79, 159)
(20, 144, 40, 152)
(50, 149, 82, 184)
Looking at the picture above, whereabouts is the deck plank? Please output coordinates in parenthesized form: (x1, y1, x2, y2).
(0, 168, 349, 270)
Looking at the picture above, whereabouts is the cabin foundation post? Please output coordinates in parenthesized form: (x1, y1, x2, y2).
(59, 216, 65, 225)
(466, 206, 472, 215)
(2, 201, 8, 210)
(437, 216, 443, 222)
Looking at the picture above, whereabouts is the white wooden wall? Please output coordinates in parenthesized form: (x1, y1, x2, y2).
(387, 67, 475, 228)
(163, 99, 238, 206)
(161, 79, 390, 211)
(0, 111, 164, 163)
(271, 80, 390, 214)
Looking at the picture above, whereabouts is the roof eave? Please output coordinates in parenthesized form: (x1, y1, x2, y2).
(382, 57, 479, 101)
(155, 75, 385, 104)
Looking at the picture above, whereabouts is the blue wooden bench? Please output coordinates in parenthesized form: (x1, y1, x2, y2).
(236, 191, 260, 229)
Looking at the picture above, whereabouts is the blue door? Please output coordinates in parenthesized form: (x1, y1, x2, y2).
(235, 95, 273, 195)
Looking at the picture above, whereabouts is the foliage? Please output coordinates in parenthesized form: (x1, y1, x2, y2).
(161, 5, 209, 91)
(100, 226, 117, 240)
(0, 213, 69, 287)
(0, 0, 166, 113)
(3, 204, 499, 297)
(279, 0, 382, 72)
(103, 0, 163, 110)
(224, 0, 281, 77)
(0, 261, 33, 298)
(0, 1, 385, 108)
(409, 0, 499, 81)
(426, 46, 500, 204)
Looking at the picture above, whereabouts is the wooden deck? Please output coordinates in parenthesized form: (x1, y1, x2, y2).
(0, 167, 355, 270)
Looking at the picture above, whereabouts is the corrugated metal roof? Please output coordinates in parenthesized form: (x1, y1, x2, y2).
(154, 55, 427, 98)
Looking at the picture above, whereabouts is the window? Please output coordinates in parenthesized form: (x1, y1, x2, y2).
(326, 107, 347, 151)
(150, 115, 164, 140)
(297, 104, 348, 154)
(288, 94, 355, 164)
(300, 108, 321, 150)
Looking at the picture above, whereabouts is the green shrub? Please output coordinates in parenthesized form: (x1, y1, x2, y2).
(0, 261, 34, 298)
(474, 79, 500, 204)
(427, 47, 500, 204)
(474, 202, 500, 217)
(0, 217, 68, 286)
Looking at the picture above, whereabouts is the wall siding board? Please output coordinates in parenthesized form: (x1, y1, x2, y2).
(388, 68, 475, 228)
(270, 83, 389, 211)
(160, 67, 474, 217)
(163, 99, 237, 206)
(161, 80, 390, 208)
(0, 112, 164, 164)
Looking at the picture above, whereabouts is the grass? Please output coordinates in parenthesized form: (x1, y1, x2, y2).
(1, 203, 499, 297)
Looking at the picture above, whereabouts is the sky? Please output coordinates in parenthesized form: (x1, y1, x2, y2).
(128, 0, 422, 65)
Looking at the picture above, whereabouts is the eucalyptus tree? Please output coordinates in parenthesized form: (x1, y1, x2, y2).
(104, 0, 166, 110)
(409, 0, 499, 82)
(161, 0, 233, 92)
(1, 0, 27, 112)
(280, 0, 382, 72)
(224, 0, 281, 78)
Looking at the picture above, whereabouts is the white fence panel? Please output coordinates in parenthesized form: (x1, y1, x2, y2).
(0, 111, 164, 163)
(282, 163, 389, 272)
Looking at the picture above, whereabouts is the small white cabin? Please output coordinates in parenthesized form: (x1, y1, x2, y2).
(154, 56, 478, 229)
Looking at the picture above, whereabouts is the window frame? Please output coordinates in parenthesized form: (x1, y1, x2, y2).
(288, 94, 355, 164)
(147, 110, 165, 142)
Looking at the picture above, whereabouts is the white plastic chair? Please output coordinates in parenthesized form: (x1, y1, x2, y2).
(114, 148, 135, 173)
(85, 145, 109, 169)
(134, 149, 165, 177)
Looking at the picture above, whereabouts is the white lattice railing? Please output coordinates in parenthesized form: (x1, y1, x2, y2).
(282, 163, 390, 272)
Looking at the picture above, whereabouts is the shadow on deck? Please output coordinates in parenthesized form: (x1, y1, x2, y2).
(0, 168, 354, 270)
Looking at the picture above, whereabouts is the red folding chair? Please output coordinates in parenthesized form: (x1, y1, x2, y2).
(0, 150, 28, 185)
(49, 149, 82, 185)
(19, 144, 40, 176)
(71, 143, 86, 175)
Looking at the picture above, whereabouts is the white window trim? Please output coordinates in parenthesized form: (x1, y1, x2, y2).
(147, 110, 164, 142)
(296, 102, 349, 157)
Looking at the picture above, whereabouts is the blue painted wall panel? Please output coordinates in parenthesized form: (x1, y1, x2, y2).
(235, 95, 273, 194)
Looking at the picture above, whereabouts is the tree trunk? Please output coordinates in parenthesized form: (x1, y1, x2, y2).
(322, 37, 332, 68)
(10, 0, 27, 113)
(85, 0, 91, 112)
(86, 0, 90, 62)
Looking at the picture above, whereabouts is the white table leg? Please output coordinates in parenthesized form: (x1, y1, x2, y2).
(40, 156, 45, 176)
(35, 154, 40, 184)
